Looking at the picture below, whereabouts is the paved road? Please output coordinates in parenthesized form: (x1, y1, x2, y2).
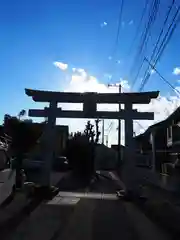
(0, 171, 70, 240)
(0, 171, 171, 240)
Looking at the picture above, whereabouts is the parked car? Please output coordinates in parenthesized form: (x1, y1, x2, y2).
(0, 152, 16, 205)
(23, 158, 43, 171)
(23, 156, 69, 172)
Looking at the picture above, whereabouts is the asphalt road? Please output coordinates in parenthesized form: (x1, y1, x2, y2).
(0, 171, 171, 240)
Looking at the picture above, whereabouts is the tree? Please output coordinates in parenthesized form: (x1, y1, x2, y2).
(84, 121, 95, 142)
(95, 119, 101, 144)
(18, 109, 26, 120)
(65, 120, 101, 180)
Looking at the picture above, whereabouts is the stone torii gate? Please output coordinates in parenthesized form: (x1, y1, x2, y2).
(25, 88, 159, 189)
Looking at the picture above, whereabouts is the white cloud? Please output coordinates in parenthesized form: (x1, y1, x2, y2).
(71, 68, 88, 79)
(129, 20, 133, 25)
(100, 21, 108, 28)
(54, 65, 180, 146)
(53, 61, 68, 71)
(173, 67, 180, 75)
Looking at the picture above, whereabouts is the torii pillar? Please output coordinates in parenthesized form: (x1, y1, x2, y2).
(124, 102, 134, 148)
(40, 101, 57, 186)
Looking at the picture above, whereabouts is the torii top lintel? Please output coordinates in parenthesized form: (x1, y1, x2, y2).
(25, 88, 159, 104)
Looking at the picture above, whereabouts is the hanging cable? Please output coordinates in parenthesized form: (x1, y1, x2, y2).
(108, 0, 124, 80)
(143, 57, 180, 96)
(140, 0, 175, 86)
(130, 0, 160, 88)
(139, 6, 180, 91)
(128, 0, 149, 56)
(112, 0, 124, 59)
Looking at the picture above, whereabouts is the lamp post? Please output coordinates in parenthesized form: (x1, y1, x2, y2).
(108, 83, 122, 165)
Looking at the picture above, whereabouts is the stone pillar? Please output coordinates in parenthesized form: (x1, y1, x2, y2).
(124, 103, 134, 149)
(123, 102, 137, 192)
(41, 101, 57, 187)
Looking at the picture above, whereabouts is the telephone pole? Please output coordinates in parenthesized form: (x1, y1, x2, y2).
(108, 83, 121, 164)
(102, 119, 105, 144)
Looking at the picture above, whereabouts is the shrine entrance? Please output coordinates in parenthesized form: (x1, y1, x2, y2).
(25, 88, 159, 188)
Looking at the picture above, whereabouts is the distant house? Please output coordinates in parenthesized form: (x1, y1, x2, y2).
(134, 106, 180, 174)
(27, 123, 69, 159)
(165, 107, 180, 148)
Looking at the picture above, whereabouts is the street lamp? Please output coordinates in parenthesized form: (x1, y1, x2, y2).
(107, 83, 122, 164)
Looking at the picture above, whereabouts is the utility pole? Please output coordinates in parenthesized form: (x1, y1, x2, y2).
(102, 119, 105, 144)
(108, 83, 121, 165)
(118, 84, 121, 165)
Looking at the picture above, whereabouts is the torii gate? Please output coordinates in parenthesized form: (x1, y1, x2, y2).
(25, 89, 159, 189)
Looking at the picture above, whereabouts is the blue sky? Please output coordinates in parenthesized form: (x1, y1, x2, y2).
(0, 0, 180, 125)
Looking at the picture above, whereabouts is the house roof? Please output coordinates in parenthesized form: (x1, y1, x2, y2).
(135, 106, 180, 140)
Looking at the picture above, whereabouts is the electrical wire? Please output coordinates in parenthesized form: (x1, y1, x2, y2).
(144, 57, 180, 96)
(112, 0, 124, 59)
(140, 0, 175, 86)
(130, 0, 160, 88)
(139, 2, 179, 91)
(138, 0, 160, 57)
(135, 120, 146, 130)
(108, 0, 124, 80)
(128, 0, 149, 56)
(139, 5, 180, 91)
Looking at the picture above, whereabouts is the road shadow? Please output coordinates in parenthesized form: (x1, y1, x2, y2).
(57, 172, 91, 192)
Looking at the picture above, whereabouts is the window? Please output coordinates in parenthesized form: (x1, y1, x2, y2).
(167, 126, 172, 139)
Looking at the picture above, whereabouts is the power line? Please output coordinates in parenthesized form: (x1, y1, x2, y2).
(139, 2, 177, 90)
(135, 120, 146, 130)
(131, 59, 145, 89)
(138, 0, 160, 57)
(154, 6, 180, 63)
(101, 0, 124, 81)
(111, 0, 124, 59)
(141, 0, 175, 84)
(130, 0, 160, 88)
(128, 0, 149, 56)
(139, 6, 180, 91)
(144, 57, 180, 96)
(107, 0, 124, 82)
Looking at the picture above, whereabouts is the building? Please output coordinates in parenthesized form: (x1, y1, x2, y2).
(134, 106, 180, 175)
(28, 123, 69, 159)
